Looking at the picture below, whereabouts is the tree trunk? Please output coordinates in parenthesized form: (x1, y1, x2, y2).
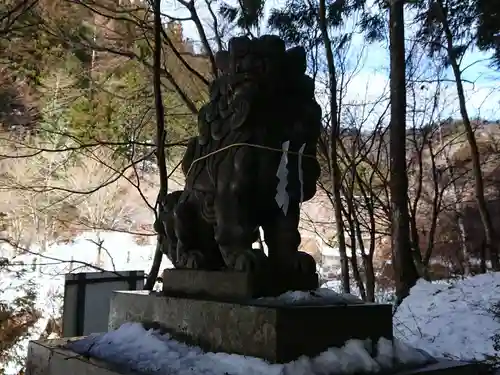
(389, 0, 419, 303)
(145, 0, 169, 291)
(409, 212, 429, 280)
(436, 122, 469, 275)
(454, 210, 470, 275)
(318, 0, 350, 293)
(347, 213, 367, 300)
(480, 238, 487, 274)
(437, 0, 499, 271)
(145, 239, 164, 290)
(448, 60, 498, 270)
(363, 254, 376, 302)
(345, 158, 366, 299)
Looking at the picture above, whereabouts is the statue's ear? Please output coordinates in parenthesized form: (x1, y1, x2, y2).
(258, 34, 286, 55)
(285, 46, 307, 75)
(228, 36, 251, 56)
(215, 51, 230, 74)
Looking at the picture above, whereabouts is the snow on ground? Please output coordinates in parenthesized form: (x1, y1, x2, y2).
(3, 231, 500, 373)
(394, 272, 500, 362)
(0, 230, 173, 375)
(321, 280, 396, 304)
(66, 322, 433, 375)
(4, 230, 171, 276)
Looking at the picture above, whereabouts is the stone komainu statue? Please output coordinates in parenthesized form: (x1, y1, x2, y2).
(159, 35, 322, 293)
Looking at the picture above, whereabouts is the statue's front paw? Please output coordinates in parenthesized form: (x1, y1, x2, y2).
(220, 247, 268, 272)
(234, 248, 268, 272)
(293, 251, 317, 275)
(185, 250, 207, 269)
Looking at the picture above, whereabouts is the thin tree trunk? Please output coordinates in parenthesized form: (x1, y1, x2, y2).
(480, 238, 487, 273)
(145, 0, 169, 291)
(437, 4, 499, 270)
(389, 0, 419, 303)
(353, 224, 369, 300)
(439, 8, 500, 271)
(318, 0, 350, 293)
(348, 228, 366, 300)
(409, 213, 428, 279)
(343, 195, 365, 299)
(422, 143, 442, 274)
(345, 155, 366, 299)
(436, 121, 469, 274)
(145, 240, 164, 289)
(363, 254, 376, 302)
(454, 206, 470, 275)
(354, 172, 377, 302)
(184, 0, 218, 76)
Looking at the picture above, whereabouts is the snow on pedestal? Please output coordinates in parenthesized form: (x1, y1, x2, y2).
(62, 322, 433, 375)
(256, 288, 365, 306)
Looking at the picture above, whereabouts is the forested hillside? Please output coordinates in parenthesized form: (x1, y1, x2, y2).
(0, 1, 210, 369)
(0, 0, 210, 248)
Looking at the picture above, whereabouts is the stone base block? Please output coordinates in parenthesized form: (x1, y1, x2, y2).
(109, 290, 392, 363)
(161, 268, 319, 299)
(162, 269, 258, 299)
(25, 339, 140, 375)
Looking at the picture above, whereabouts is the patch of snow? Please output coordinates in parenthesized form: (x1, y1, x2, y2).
(394, 272, 500, 362)
(66, 322, 433, 375)
(257, 288, 364, 306)
(321, 280, 395, 304)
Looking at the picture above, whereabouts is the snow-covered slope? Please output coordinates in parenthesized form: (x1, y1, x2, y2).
(394, 272, 500, 362)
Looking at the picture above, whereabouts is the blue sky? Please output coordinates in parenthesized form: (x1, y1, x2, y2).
(162, 0, 500, 122)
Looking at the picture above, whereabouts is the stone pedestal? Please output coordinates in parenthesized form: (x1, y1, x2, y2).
(161, 268, 319, 299)
(161, 269, 258, 299)
(109, 290, 393, 363)
(25, 339, 141, 375)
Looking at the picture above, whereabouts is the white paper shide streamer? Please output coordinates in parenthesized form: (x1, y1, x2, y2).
(275, 141, 308, 215)
(275, 141, 290, 215)
(298, 143, 306, 203)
